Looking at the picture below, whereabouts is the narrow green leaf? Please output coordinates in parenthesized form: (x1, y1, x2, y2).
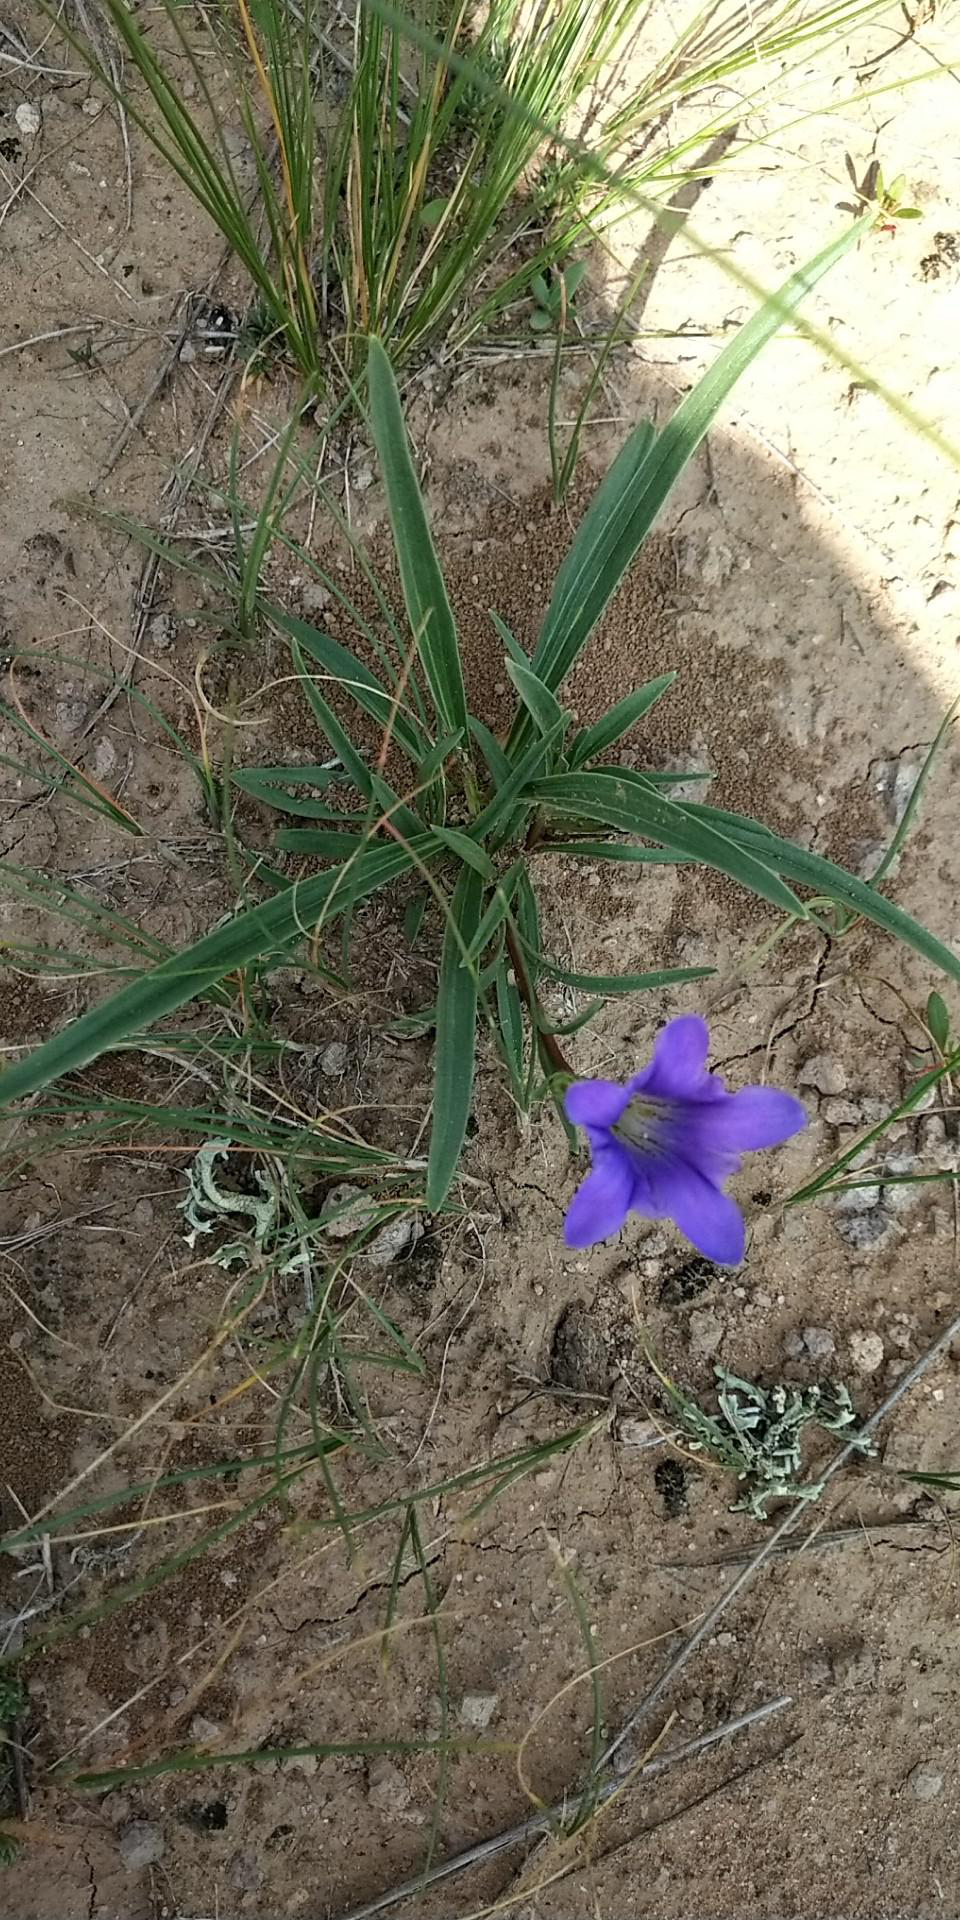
(539, 839, 691, 866)
(366, 337, 468, 741)
(427, 866, 484, 1209)
(868, 696, 958, 890)
(927, 990, 951, 1053)
(568, 674, 676, 769)
(786, 1044, 960, 1208)
(531, 956, 715, 995)
(291, 638, 423, 841)
(432, 827, 495, 879)
(0, 838, 443, 1107)
(516, 869, 543, 988)
(404, 892, 428, 949)
(505, 657, 569, 743)
(469, 718, 567, 843)
(272, 611, 428, 765)
(524, 217, 872, 713)
(468, 716, 512, 789)
(418, 728, 464, 784)
(495, 961, 525, 1089)
(273, 830, 366, 856)
(539, 998, 607, 1037)
(527, 772, 804, 915)
(232, 763, 348, 807)
(462, 859, 525, 964)
(685, 799, 960, 986)
(488, 611, 527, 667)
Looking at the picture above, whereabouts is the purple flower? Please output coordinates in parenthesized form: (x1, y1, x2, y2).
(563, 1015, 806, 1265)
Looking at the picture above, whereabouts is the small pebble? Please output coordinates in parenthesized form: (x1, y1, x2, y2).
(618, 1418, 662, 1450)
(92, 735, 117, 778)
(835, 1206, 896, 1251)
(81, 94, 104, 117)
(907, 1761, 944, 1802)
(798, 1054, 847, 1096)
(321, 1183, 375, 1239)
(118, 1822, 165, 1870)
(188, 1714, 223, 1746)
(366, 1758, 422, 1822)
(15, 101, 41, 137)
(459, 1692, 499, 1730)
(144, 611, 177, 651)
(834, 1183, 881, 1215)
(821, 1097, 862, 1127)
(320, 1040, 348, 1076)
(677, 1695, 705, 1724)
(849, 1330, 884, 1374)
(365, 1212, 417, 1270)
(301, 581, 332, 616)
(688, 1309, 723, 1357)
(802, 1326, 836, 1363)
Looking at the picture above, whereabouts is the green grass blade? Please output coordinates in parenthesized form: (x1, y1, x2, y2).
(426, 865, 484, 1209)
(527, 771, 804, 915)
(867, 697, 959, 890)
(684, 800, 960, 985)
(525, 216, 872, 711)
(785, 1044, 960, 1207)
(495, 959, 525, 1095)
(529, 956, 715, 996)
(469, 719, 568, 843)
(505, 657, 570, 743)
(568, 673, 677, 769)
(273, 611, 430, 765)
(273, 830, 367, 856)
(366, 338, 468, 741)
(0, 838, 442, 1106)
(463, 859, 526, 964)
(538, 840, 691, 865)
(291, 637, 423, 839)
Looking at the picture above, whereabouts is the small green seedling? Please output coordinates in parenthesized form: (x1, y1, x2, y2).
(840, 155, 923, 231)
(529, 260, 587, 331)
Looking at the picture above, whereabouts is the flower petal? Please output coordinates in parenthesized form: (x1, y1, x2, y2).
(564, 1145, 635, 1249)
(565, 1078, 630, 1129)
(647, 1158, 745, 1265)
(634, 1015, 715, 1100)
(689, 1085, 807, 1152)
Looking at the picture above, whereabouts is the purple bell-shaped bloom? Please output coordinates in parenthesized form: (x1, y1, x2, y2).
(563, 1015, 806, 1265)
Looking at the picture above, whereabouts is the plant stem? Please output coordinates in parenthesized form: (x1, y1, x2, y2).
(505, 921, 573, 1079)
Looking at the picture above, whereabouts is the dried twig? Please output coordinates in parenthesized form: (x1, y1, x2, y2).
(660, 1509, 960, 1569)
(332, 1697, 793, 1920)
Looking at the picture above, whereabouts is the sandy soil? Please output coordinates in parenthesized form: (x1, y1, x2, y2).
(2, 3, 960, 1917)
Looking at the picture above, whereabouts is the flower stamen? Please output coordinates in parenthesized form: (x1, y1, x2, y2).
(612, 1095, 670, 1157)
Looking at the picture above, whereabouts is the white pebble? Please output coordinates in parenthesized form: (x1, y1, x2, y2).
(848, 1330, 884, 1374)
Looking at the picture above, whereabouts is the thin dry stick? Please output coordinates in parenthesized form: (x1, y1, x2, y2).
(0, 324, 97, 361)
(333, 1697, 792, 1920)
(332, 1307, 960, 1920)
